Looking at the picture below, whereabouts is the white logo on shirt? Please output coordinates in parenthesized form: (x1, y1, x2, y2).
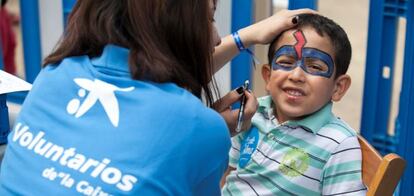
(66, 78, 134, 127)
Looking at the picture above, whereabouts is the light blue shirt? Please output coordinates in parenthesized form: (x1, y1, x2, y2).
(0, 45, 231, 195)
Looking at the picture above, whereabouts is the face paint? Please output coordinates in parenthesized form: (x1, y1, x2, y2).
(271, 30, 334, 78)
(293, 30, 306, 59)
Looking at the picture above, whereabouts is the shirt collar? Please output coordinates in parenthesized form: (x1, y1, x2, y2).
(257, 96, 334, 134)
(90, 44, 130, 74)
(257, 96, 273, 114)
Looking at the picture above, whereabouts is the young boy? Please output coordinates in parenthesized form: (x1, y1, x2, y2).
(222, 14, 367, 195)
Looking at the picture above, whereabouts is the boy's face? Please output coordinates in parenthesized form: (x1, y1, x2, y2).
(262, 27, 350, 123)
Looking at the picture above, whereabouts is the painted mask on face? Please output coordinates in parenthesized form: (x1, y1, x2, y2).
(271, 30, 334, 78)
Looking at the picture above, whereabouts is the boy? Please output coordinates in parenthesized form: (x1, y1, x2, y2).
(222, 14, 367, 195)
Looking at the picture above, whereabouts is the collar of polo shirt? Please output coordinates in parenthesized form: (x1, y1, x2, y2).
(256, 96, 333, 134)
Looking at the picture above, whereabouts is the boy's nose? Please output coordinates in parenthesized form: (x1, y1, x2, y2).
(288, 66, 306, 83)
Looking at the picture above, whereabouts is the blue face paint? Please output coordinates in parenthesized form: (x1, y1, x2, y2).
(271, 45, 335, 78)
(271, 30, 335, 78)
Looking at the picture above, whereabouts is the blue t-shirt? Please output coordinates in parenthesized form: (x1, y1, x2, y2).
(0, 45, 231, 195)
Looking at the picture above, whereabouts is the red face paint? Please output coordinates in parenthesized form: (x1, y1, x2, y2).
(293, 30, 306, 60)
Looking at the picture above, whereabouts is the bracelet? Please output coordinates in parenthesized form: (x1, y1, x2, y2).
(232, 31, 246, 51)
(232, 31, 261, 67)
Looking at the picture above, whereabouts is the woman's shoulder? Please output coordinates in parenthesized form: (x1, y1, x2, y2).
(175, 90, 223, 122)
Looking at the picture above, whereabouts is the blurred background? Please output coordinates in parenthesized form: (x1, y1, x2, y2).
(2, 0, 406, 133)
(1, 0, 413, 194)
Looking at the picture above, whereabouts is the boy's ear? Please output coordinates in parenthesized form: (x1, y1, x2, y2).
(261, 64, 271, 90)
(261, 64, 271, 83)
(332, 74, 351, 102)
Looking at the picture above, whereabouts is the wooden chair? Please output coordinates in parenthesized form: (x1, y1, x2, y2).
(358, 135, 406, 196)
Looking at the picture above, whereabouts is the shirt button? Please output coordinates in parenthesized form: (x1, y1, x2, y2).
(267, 133, 275, 140)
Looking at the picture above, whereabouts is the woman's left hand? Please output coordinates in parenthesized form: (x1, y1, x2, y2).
(213, 9, 317, 72)
(213, 88, 258, 137)
(239, 8, 317, 46)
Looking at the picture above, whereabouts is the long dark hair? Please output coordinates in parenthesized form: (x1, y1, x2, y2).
(44, 0, 218, 106)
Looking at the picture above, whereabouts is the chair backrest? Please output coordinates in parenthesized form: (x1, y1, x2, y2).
(358, 135, 406, 196)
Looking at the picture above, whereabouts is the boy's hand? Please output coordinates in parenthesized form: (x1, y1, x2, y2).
(213, 88, 258, 137)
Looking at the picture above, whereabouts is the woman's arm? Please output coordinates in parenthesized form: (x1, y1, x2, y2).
(213, 8, 316, 73)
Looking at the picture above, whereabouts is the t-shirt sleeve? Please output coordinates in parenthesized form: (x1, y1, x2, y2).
(190, 108, 231, 194)
(321, 136, 367, 195)
(193, 159, 228, 196)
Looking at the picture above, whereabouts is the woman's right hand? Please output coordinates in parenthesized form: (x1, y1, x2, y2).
(213, 88, 258, 137)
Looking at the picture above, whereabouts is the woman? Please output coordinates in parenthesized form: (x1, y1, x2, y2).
(0, 0, 312, 195)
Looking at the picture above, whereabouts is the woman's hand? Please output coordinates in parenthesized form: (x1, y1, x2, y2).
(213, 88, 258, 137)
(238, 8, 317, 46)
(213, 8, 317, 72)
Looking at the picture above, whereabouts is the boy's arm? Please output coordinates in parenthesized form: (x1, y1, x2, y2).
(220, 131, 247, 189)
(321, 136, 367, 195)
(220, 166, 236, 188)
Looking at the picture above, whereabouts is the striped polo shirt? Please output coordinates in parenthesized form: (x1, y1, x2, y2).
(222, 96, 367, 196)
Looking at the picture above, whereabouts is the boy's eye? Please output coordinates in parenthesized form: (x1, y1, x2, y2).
(275, 57, 295, 68)
(306, 64, 329, 74)
(304, 58, 328, 73)
(307, 64, 324, 71)
(278, 61, 294, 67)
(276, 61, 295, 69)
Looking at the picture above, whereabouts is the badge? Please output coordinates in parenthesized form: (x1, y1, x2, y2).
(279, 148, 310, 177)
(239, 126, 259, 168)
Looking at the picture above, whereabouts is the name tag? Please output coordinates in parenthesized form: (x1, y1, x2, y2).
(239, 126, 259, 168)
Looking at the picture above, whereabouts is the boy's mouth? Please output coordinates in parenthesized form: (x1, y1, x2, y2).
(283, 87, 305, 97)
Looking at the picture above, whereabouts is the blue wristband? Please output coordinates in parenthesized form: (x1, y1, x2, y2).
(232, 31, 261, 67)
(232, 31, 246, 51)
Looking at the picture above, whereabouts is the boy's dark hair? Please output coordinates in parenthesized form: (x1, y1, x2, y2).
(43, 0, 218, 106)
(268, 13, 352, 78)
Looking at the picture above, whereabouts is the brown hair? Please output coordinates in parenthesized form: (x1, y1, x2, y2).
(44, 0, 218, 106)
